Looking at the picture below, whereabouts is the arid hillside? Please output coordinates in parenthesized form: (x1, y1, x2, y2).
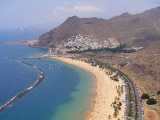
(37, 7, 160, 50)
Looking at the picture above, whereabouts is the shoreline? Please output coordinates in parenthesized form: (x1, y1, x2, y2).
(50, 56, 126, 120)
(50, 56, 97, 120)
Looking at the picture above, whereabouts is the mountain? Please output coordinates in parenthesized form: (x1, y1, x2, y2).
(37, 6, 160, 51)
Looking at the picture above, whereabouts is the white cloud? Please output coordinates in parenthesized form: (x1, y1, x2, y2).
(54, 4, 102, 14)
(73, 5, 102, 13)
(51, 4, 103, 21)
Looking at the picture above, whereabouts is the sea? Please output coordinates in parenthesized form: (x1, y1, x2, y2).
(0, 37, 93, 120)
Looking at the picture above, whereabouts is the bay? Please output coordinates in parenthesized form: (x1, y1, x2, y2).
(0, 44, 93, 120)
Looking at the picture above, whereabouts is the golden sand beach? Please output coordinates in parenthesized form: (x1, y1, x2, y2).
(51, 56, 126, 120)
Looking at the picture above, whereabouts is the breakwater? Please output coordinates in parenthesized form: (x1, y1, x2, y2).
(0, 60, 45, 112)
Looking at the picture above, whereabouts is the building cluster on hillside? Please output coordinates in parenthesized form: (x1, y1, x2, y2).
(64, 34, 120, 52)
(25, 40, 39, 46)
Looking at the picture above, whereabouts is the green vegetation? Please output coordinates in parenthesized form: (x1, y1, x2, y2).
(146, 98, 157, 105)
(111, 98, 122, 118)
(141, 93, 150, 100)
(68, 44, 127, 54)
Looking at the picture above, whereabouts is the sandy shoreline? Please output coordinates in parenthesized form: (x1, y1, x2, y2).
(50, 56, 126, 120)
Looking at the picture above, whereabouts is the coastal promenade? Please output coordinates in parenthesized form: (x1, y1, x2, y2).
(0, 60, 45, 112)
(115, 69, 144, 120)
(86, 59, 144, 120)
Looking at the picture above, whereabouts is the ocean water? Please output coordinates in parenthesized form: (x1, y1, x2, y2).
(0, 44, 93, 120)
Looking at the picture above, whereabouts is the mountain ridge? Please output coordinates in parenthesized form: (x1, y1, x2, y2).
(37, 6, 160, 51)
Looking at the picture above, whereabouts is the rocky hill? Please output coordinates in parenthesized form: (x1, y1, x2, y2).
(37, 6, 160, 52)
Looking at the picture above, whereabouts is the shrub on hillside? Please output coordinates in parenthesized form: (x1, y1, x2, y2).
(146, 98, 157, 105)
(141, 93, 150, 100)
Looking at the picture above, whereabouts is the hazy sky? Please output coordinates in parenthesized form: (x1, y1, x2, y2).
(0, 0, 160, 30)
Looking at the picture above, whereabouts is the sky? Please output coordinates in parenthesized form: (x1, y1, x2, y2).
(0, 0, 160, 31)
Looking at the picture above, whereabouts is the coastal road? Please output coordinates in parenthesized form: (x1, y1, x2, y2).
(118, 70, 144, 120)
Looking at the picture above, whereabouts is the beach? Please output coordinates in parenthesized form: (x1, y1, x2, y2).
(51, 56, 126, 120)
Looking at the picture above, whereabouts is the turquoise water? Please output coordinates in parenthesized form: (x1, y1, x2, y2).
(0, 44, 93, 120)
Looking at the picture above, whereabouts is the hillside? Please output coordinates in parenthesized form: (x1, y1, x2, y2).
(37, 7, 160, 51)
